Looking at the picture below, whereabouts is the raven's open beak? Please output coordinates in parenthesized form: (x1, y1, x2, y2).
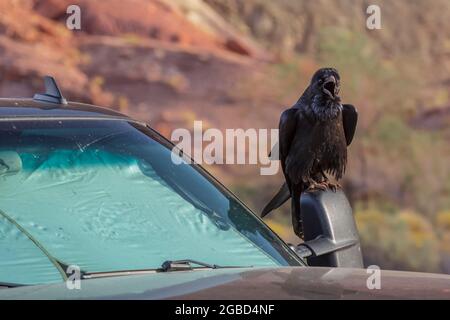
(323, 76, 336, 98)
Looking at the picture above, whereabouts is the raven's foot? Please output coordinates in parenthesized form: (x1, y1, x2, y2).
(306, 181, 328, 192)
(325, 181, 341, 192)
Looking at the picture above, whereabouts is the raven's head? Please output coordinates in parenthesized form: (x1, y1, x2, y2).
(307, 68, 342, 120)
(311, 67, 341, 100)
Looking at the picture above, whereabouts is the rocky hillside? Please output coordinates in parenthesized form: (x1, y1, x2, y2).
(0, 0, 264, 116)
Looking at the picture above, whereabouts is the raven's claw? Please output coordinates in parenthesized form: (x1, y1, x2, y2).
(306, 181, 327, 192)
(325, 182, 341, 192)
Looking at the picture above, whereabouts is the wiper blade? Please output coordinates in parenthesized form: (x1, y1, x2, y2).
(159, 259, 252, 272)
(160, 259, 217, 272)
(82, 269, 158, 279)
(77, 260, 252, 279)
(0, 281, 25, 288)
(81, 261, 220, 278)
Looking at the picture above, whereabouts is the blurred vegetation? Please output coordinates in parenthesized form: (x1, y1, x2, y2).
(355, 208, 441, 272)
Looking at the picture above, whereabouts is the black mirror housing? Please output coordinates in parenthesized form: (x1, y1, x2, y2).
(295, 190, 364, 268)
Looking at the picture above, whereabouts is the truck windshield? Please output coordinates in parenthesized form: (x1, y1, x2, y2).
(0, 119, 301, 285)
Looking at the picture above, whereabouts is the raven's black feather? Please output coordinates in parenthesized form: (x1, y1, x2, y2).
(261, 183, 290, 218)
(342, 104, 358, 145)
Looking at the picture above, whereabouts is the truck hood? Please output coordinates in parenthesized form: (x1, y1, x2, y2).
(1, 267, 450, 300)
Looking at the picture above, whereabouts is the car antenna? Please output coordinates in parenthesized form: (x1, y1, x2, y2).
(33, 76, 67, 105)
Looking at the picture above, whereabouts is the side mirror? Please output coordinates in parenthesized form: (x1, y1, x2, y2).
(294, 190, 364, 268)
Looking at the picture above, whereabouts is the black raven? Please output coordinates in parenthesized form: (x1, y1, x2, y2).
(261, 68, 357, 238)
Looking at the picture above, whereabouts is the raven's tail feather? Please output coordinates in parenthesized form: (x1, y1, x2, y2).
(261, 182, 291, 218)
(291, 185, 304, 239)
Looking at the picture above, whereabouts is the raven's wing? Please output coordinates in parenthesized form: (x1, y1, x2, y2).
(284, 111, 315, 185)
(279, 108, 299, 170)
(260, 108, 298, 218)
(342, 104, 358, 146)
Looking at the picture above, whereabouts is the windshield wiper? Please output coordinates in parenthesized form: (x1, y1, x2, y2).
(159, 259, 251, 272)
(77, 260, 251, 279)
(160, 259, 217, 272)
(0, 281, 25, 288)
